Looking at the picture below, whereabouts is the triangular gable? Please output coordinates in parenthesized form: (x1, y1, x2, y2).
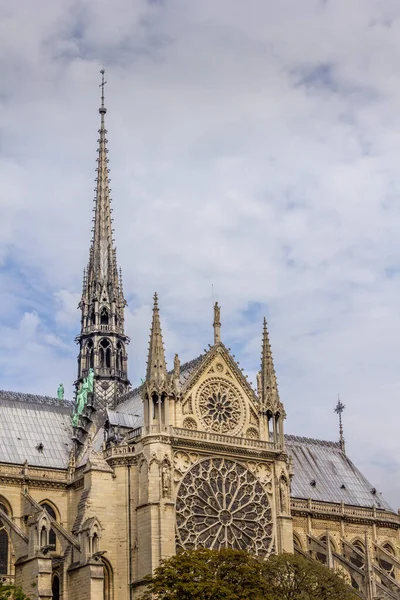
(179, 343, 263, 439)
(181, 342, 259, 405)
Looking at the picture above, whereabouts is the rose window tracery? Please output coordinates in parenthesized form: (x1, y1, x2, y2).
(197, 380, 244, 434)
(176, 458, 273, 556)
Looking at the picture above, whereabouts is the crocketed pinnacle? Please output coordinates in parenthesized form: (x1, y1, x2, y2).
(260, 317, 280, 410)
(82, 69, 125, 312)
(146, 293, 167, 385)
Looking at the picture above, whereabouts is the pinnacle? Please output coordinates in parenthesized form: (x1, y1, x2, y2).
(260, 317, 280, 408)
(146, 293, 167, 384)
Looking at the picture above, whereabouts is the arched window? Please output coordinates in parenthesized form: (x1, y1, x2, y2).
(116, 342, 124, 371)
(102, 558, 113, 600)
(293, 533, 303, 552)
(100, 308, 109, 325)
(41, 503, 57, 550)
(0, 503, 9, 575)
(86, 340, 94, 370)
(350, 540, 365, 590)
(99, 339, 111, 369)
(379, 543, 396, 580)
(90, 309, 96, 326)
(316, 535, 335, 565)
(52, 574, 60, 600)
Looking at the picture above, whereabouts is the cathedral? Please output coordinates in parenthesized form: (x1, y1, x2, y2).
(0, 74, 399, 600)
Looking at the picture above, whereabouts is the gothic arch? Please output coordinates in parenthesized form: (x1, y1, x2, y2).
(293, 533, 303, 551)
(379, 542, 396, 579)
(116, 341, 125, 372)
(102, 557, 113, 600)
(39, 500, 60, 551)
(315, 534, 336, 565)
(99, 338, 112, 369)
(0, 499, 10, 575)
(86, 339, 94, 370)
(100, 307, 109, 326)
(51, 574, 60, 600)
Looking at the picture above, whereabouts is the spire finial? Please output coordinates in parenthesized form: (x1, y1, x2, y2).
(99, 69, 107, 115)
(334, 395, 346, 454)
(213, 302, 221, 344)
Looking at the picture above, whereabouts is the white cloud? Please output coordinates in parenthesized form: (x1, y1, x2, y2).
(1, 0, 400, 507)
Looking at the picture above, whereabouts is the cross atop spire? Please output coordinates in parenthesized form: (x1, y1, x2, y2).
(146, 293, 167, 386)
(334, 395, 346, 454)
(99, 68, 107, 115)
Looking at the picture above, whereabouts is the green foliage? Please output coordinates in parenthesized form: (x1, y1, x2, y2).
(0, 581, 33, 600)
(261, 552, 359, 600)
(140, 548, 359, 600)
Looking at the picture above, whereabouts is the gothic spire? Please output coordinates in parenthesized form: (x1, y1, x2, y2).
(83, 69, 122, 304)
(259, 318, 284, 415)
(76, 70, 130, 411)
(146, 293, 167, 386)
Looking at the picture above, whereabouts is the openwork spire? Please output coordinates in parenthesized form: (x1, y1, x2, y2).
(258, 318, 284, 416)
(83, 69, 124, 311)
(146, 293, 167, 386)
(76, 70, 130, 411)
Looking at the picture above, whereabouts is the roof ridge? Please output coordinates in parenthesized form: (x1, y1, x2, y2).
(285, 433, 341, 449)
(0, 390, 73, 409)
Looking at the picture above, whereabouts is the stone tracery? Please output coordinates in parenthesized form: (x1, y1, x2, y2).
(176, 458, 273, 556)
(196, 379, 244, 434)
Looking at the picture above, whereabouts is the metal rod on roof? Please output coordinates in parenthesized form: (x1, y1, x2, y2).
(334, 395, 346, 454)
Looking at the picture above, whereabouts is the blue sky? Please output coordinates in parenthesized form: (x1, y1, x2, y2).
(1, 0, 400, 507)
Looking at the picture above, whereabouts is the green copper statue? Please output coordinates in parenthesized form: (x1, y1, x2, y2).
(87, 368, 94, 393)
(72, 371, 94, 427)
(57, 383, 64, 400)
(76, 383, 87, 415)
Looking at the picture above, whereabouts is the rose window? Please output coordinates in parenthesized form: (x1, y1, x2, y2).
(197, 380, 243, 434)
(176, 458, 273, 556)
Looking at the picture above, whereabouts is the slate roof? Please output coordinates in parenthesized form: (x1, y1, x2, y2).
(0, 390, 73, 469)
(286, 435, 393, 511)
(0, 389, 393, 513)
(111, 355, 204, 427)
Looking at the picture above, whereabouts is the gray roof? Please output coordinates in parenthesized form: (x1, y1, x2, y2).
(106, 409, 140, 429)
(114, 355, 204, 423)
(286, 435, 393, 511)
(0, 390, 73, 469)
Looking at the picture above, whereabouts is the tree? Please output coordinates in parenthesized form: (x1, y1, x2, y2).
(139, 548, 359, 600)
(260, 552, 359, 600)
(0, 581, 33, 600)
(139, 548, 267, 600)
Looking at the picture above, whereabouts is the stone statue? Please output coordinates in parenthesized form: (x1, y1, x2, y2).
(57, 383, 64, 400)
(174, 354, 180, 378)
(162, 463, 171, 498)
(214, 301, 220, 323)
(256, 372, 262, 397)
(87, 368, 94, 393)
(279, 477, 288, 514)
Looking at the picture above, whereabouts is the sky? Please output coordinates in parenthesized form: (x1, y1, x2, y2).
(1, 0, 400, 507)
